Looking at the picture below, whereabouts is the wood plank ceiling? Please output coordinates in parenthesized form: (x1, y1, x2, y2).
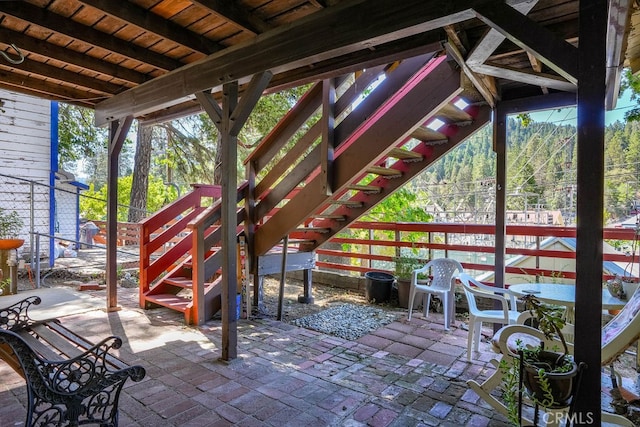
(0, 0, 636, 125)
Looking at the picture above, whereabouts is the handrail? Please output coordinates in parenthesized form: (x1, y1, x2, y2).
(139, 184, 221, 298)
(187, 183, 248, 323)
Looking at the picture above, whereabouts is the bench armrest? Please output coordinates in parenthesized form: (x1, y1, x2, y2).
(0, 296, 42, 331)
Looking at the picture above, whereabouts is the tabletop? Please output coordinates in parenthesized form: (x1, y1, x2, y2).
(508, 283, 626, 310)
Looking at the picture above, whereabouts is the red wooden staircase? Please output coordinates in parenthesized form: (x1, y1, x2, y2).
(139, 51, 491, 324)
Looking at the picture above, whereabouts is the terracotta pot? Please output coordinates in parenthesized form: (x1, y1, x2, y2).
(0, 239, 24, 250)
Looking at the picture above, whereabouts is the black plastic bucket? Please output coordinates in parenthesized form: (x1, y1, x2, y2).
(364, 271, 394, 303)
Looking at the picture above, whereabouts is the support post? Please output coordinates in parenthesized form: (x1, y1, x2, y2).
(220, 82, 239, 361)
(321, 78, 335, 195)
(494, 107, 506, 291)
(573, 1, 606, 421)
(106, 116, 133, 312)
(298, 269, 314, 304)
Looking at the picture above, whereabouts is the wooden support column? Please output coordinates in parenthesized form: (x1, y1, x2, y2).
(321, 78, 335, 195)
(493, 106, 506, 334)
(573, 0, 606, 421)
(106, 116, 133, 311)
(195, 71, 271, 360)
(220, 81, 239, 360)
(493, 109, 506, 288)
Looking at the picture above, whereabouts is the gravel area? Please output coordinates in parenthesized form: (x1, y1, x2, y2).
(291, 303, 399, 340)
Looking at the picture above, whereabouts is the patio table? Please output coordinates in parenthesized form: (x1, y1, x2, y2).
(508, 282, 626, 322)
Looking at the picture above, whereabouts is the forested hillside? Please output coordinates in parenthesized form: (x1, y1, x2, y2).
(407, 116, 640, 224)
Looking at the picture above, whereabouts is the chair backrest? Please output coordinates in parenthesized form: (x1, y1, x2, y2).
(419, 258, 463, 291)
(459, 272, 511, 319)
(602, 284, 640, 365)
(459, 274, 482, 316)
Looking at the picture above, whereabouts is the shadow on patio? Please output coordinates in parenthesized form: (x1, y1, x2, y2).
(1, 284, 635, 426)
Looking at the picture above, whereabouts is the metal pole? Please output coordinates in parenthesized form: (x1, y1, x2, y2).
(277, 236, 288, 321)
(35, 233, 40, 288)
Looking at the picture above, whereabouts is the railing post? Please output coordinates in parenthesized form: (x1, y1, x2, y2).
(395, 229, 401, 258)
(535, 236, 541, 283)
(367, 229, 373, 269)
(191, 222, 206, 325)
(444, 232, 449, 258)
(35, 233, 41, 288)
(30, 181, 35, 266)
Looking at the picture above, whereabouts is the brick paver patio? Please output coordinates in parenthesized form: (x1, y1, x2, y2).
(0, 286, 628, 426)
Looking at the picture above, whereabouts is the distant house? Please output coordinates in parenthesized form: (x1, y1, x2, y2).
(0, 89, 87, 263)
(478, 236, 636, 285)
(506, 209, 565, 226)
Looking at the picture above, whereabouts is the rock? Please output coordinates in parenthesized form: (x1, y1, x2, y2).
(119, 277, 138, 288)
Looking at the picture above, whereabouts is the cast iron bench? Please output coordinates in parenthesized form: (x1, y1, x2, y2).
(0, 296, 146, 427)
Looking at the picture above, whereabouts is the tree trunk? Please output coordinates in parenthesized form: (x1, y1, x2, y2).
(128, 125, 153, 223)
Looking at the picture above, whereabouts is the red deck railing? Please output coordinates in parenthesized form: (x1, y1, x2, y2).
(317, 222, 639, 285)
(138, 184, 222, 295)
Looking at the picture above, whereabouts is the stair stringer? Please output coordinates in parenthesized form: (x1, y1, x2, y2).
(298, 105, 492, 248)
(254, 55, 461, 256)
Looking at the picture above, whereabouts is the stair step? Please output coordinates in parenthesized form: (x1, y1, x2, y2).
(411, 127, 448, 144)
(347, 184, 382, 193)
(287, 238, 316, 244)
(311, 214, 347, 221)
(367, 165, 403, 178)
(295, 227, 331, 233)
(437, 103, 473, 125)
(144, 294, 191, 312)
(164, 277, 193, 288)
(330, 199, 364, 208)
(388, 147, 423, 162)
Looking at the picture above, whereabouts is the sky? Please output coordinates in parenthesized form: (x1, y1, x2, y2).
(527, 88, 637, 126)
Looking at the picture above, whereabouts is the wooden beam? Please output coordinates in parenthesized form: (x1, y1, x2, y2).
(473, 2, 578, 84)
(139, 35, 444, 126)
(467, 0, 539, 67)
(98, 0, 538, 125)
(106, 116, 133, 312)
(526, 52, 549, 94)
(78, 0, 220, 54)
(2, 56, 123, 95)
(444, 42, 496, 107)
(0, 28, 147, 85)
(605, 0, 633, 109)
(444, 24, 469, 55)
(496, 91, 576, 114)
(0, 2, 182, 71)
(191, 0, 272, 34)
(230, 71, 273, 136)
(469, 63, 576, 91)
(0, 73, 101, 109)
(195, 91, 223, 128)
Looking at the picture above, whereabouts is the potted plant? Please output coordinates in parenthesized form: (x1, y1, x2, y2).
(499, 294, 579, 424)
(393, 256, 427, 309)
(0, 208, 24, 250)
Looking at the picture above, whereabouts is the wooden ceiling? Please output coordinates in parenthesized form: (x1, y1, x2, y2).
(0, 0, 636, 125)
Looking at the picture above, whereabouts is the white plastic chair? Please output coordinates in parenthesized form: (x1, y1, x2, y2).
(458, 273, 521, 361)
(407, 258, 463, 329)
